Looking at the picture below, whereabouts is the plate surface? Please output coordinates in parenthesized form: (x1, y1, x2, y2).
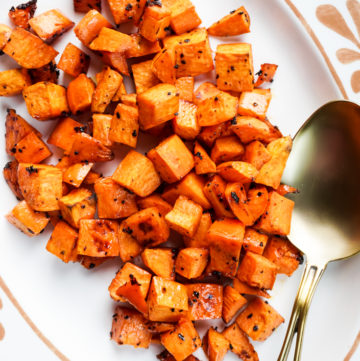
(0, 0, 359, 361)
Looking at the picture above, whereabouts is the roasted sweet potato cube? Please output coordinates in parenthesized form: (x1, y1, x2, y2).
(132, 60, 160, 95)
(237, 251, 278, 290)
(254, 63, 278, 87)
(217, 161, 258, 183)
(211, 136, 244, 164)
(175, 248, 208, 279)
(80, 256, 110, 269)
(58, 43, 90, 78)
(237, 89, 272, 120)
(152, 49, 176, 84)
(148, 135, 194, 183)
(101, 51, 130, 76)
(161, 317, 201, 360)
(8, 0, 36, 29)
(198, 121, 232, 149)
(23, 82, 69, 121)
(28, 61, 59, 84)
(193, 82, 220, 106)
(243, 228, 268, 255)
(243, 141, 271, 170)
(208, 6, 250, 37)
(255, 136, 292, 189)
(255, 191, 294, 236)
(138, 195, 172, 217)
(142, 248, 175, 280)
(263, 236, 302, 276)
(165, 195, 202, 237)
(111, 307, 152, 348)
(123, 207, 169, 246)
(236, 297, 284, 341)
(194, 141, 216, 175)
(222, 285, 247, 324)
(74, 0, 101, 12)
(174, 77, 193, 102)
(120, 93, 137, 107)
(222, 323, 258, 361)
(63, 161, 93, 187)
(139, 5, 171, 42)
(276, 184, 298, 196)
(112, 150, 161, 197)
(163, 28, 213, 77)
(92, 114, 113, 147)
(138, 84, 179, 130)
(197, 91, 238, 127)
(3, 28, 58, 69)
(118, 221, 143, 262)
(78, 219, 119, 257)
(233, 278, 270, 299)
(46, 221, 78, 263)
(172, 100, 200, 140)
(225, 183, 255, 226)
(6, 200, 49, 237)
(67, 74, 95, 115)
(203, 327, 229, 361)
(107, 0, 147, 25)
(0, 69, 31, 96)
(18, 163, 63, 211)
(247, 186, 269, 222)
(215, 43, 253, 93)
(95, 177, 138, 219)
(203, 175, 233, 218)
(148, 276, 188, 322)
(0, 24, 12, 49)
(109, 103, 139, 148)
(89, 27, 133, 52)
(183, 212, 212, 248)
(74, 9, 112, 46)
(3, 161, 23, 200)
(58, 188, 96, 228)
(83, 171, 101, 185)
(207, 218, 244, 277)
(126, 33, 161, 57)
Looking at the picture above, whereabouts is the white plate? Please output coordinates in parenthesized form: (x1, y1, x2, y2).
(0, 0, 359, 361)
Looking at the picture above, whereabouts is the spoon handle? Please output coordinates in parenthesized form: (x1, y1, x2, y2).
(277, 261, 327, 361)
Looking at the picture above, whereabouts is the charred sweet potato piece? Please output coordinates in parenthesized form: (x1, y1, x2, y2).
(217, 161, 258, 183)
(242, 141, 272, 170)
(28, 61, 59, 84)
(193, 82, 220, 106)
(222, 285, 247, 324)
(112, 150, 161, 197)
(58, 43, 90, 77)
(73, 0, 101, 13)
(211, 136, 244, 165)
(68, 133, 114, 163)
(203, 327, 229, 361)
(263, 236, 302, 276)
(148, 276, 188, 322)
(80, 256, 109, 269)
(198, 121, 232, 149)
(29, 9, 74, 43)
(101, 51, 130, 76)
(172, 100, 200, 140)
(58, 188, 95, 228)
(118, 221, 143, 262)
(92, 114, 113, 147)
(175, 77, 194, 102)
(95, 177, 138, 219)
(139, 5, 171, 42)
(233, 278, 270, 299)
(148, 135, 194, 183)
(222, 323, 258, 361)
(142, 248, 175, 280)
(18, 163, 63, 211)
(236, 297, 284, 341)
(161, 317, 201, 360)
(247, 186, 269, 222)
(3, 28, 58, 68)
(46, 221, 78, 263)
(151, 49, 176, 84)
(243, 228, 268, 255)
(237, 251, 278, 290)
(126, 33, 161, 58)
(13, 132, 52, 164)
(89, 27, 133, 52)
(208, 6, 250, 37)
(254, 63, 278, 87)
(137, 195, 172, 217)
(132, 60, 160, 95)
(0, 24, 12, 50)
(3, 161, 23, 200)
(8, 0, 37, 29)
(78, 219, 119, 257)
(183, 212, 212, 248)
(107, 0, 147, 25)
(175, 247, 208, 279)
(109, 103, 139, 148)
(0, 69, 31, 96)
(111, 307, 152, 348)
(194, 141, 217, 175)
(6, 200, 49, 236)
(237, 89, 272, 120)
(23, 82, 69, 121)
(74, 9, 112, 46)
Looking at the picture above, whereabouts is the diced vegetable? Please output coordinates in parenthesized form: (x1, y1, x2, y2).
(8, 0, 36, 29)
(3, 160, 23, 200)
(0, 69, 31, 97)
(175, 247, 208, 279)
(142, 248, 175, 280)
(203, 327, 229, 361)
(222, 285, 247, 324)
(58, 43, 90, 77)
(139, 5, 171, 42)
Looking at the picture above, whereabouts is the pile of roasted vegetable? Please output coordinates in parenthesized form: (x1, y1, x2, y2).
(1, 0, 302, 360)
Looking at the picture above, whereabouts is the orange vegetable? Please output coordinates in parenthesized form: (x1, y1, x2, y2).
(83, 171, 101, 185)
(118, 221, 143, 262)
(198, 120, 233, 148)
(247, 186, 269, 222)
(172, 100, 200, 140)
(175, 247, 208, 279)
(141, 248, 175, 280)
(101, 51, 130, 76)
(151, 49, 176, 84)
(217, 161, 258, 183)
(237, 89, 272, 120)
(120, 93, 137, 107)
(175, 77, 194, 102)
(193, 82, 220, 106)
(276, 184, 298, 196)
(183, 212, 212, 248)
(92, 114, 113, 147)
(28, 61, 59, 84)
(58, 43, 90, 78)
(107, 0, 147, 25)
(211, 136, 245, 164)
(132, 60, 160, 95)
(67, 74, 95, 115)
(0, 24, 12, 50)
(89, 27, 133, 52)
(74, 0, 101, 13)
(254, 63, 278, 87)
(126, 33, 161, 58)
(139, 5, 171, 42)
(0, 68, 31, 96)
(3, 160, 23, 200)
(233, 278, 270, 299)
(137, 195, 172, 217)
(194, 141, 217, 175)
(80, 256, 109, 269)
(203, 327, 229, 361)
(243, 228, 268, 255)
(222, 285, 247, 324)
(8, 0, 36, 29)
(242, 140, 272, 170)
(62, 162, 93, 188)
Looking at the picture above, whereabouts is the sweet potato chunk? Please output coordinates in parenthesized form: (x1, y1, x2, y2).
(101, 51, 129, 76)
(243, 228, 268, 255)
(161, 317, 201, 360)
(18, 163, 63, 211)
(89, 27, 133, 52)
(174, 77, 194, 102)
(67, 74, 95, 115)
(112, 150, 161, 197)
(151, 49, 176, 84)
(58, 188, 96, 228)
(6, 200, 49, 237)
(0, 69, 31, 96)
(80, 256, 109, 269)
(46, 221, 78, 263)
(107, 0, 147, 25)
(263, 236, 302, 276)
(247, 186, 269, 222)
(148, 135, 194, 183)
(0, 24, 12, 49)
(142, 248, 175, 280)
(208, 7, 250, 36)
(217, 161, 258, 183)
(237, 89, 271, 120)
(198, 121, 232, 149)
(8, 0, 37, 29)
(95, 177, 138, 219)
(236, 298, 284, 341)
(137, 195, 172, 217)
(29, 9, 74, 43)
(222, 285, 247, 324)
(276, 184, 298, 196)
(74, 0, 101, 12)
(243, 141, 271, 170)
(23, 82, 69, 121)
(3, 161, 23, 200)
(215, 43, 253, 93)
(58, 43, 90, 78)
(139, 5, 171, 42)
(194, 141, 217, 175)
(211, 136, 244, 164)
(175, 248, 208, 279)
(126, 33, 161, 58)
(148, 276, 188, 322)
(203, 327, 229, 361)
(237, 251, 278, 290)
(118, 221, 143, 262)
(233, 278, 270, 299)
(28, 61, 59, 84)
(183, 212, 212, 248)
(193, 82, 220, 106)
(92, 114, 113, 147)
(254, 63, 278, 87)
(74, 9, 112, 46)
(186, 283, 223, 321)
(132, 60, 160, 95)
(111, 307, 152, 348)
(3, 28, 58, 68)
(78, 219, 119, 257)
(172, 100, 200, 140)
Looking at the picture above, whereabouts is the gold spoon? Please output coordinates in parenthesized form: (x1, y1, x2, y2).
(278, 100, 360, 361)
